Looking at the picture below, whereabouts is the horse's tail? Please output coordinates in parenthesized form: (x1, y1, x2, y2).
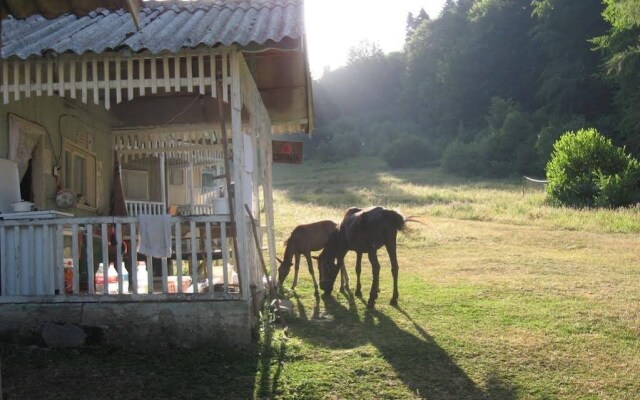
(382, 209, 409, 232)
(405, 215, 427, 227)
(385, 210, 426, 232)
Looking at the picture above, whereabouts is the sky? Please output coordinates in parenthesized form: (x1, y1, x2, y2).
(304, 0, 447, 78)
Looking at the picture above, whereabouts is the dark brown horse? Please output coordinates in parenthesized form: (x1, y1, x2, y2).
(277, 220, 338, 295)
(318, 206, 416, 308)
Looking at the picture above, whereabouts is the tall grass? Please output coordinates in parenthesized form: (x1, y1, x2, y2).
(273, 157, 640, 234)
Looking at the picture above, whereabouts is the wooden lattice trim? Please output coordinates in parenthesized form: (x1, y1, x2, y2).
(0, 48, 233, 109)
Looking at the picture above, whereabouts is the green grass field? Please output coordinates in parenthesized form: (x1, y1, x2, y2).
(265, 157, 639, 399)
(2, 157, 638, 399)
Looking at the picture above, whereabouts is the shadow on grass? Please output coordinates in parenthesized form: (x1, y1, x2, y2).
(286, 291, 518, 400)
(1, 342, 264, 400)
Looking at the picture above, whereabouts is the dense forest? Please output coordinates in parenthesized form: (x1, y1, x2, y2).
(303, 0, 640, 179)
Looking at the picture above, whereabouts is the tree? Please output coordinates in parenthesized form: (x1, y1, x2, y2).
(532, 0, 613, 121)
(593, 0, 640, 155)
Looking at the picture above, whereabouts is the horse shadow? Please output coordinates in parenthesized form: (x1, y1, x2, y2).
(287, 291, 517, 399)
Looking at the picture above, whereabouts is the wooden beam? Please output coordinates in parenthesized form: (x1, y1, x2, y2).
(125, 0, 141, 29)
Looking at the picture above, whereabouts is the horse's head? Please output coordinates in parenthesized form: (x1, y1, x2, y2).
(276, 257, 293, 286)
(317, 235, 340, 294)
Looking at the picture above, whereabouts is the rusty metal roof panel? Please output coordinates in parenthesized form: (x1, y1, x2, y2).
(1, 0, 304, 59)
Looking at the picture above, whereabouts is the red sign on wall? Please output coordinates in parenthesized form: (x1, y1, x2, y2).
(272, 140, 303, 164)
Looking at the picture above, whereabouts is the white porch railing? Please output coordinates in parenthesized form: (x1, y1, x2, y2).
(125, 200, 165, 216)
(0, 215, 244, 300)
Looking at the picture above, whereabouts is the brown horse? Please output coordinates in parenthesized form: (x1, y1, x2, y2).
(318, 206, 417, 308)
(277, 220, 338, 295)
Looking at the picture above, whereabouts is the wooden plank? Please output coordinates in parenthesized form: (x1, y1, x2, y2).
(42, 225, 56, 294)
(190, 220, 197, 293)
(139, 58, 145, 96)
(161, 258, 168, 293)
(47, 60, 53, 96)
(57, 60, 64, 97)
(101, 223, 109, 295)
(221, 222, 228, 293)
(69, 61, 77, 99)
(2, 61, 9, 105)
(92, 57, 99, 105)
(127, 58, 133, 100)
(103, 59, 111, 109)
(210, 50, 216, 98)
(146, 254, 153, 294)
(205, 221, 213, 294)
(36, 61, 42, 96)
(115, 223, 124, 294)
(175, 221, 182, 293)
(115, 56, 122, 104)
(186, 55, 193, 92)
(24, 60, 31, 98)
(86, 224, 94, 294)
(198, 54, 205, 94)
(13, 61, 20, 101)
(14, 227, 21, 295)
(151, 57, 158, 94)
(222, 51, 228, 103)
(81, 59, 88, 104)
(130, 222, 138, 293)
(163, 55, 170, 93)
(56, 225, 64, 295)
(71, 224, 80, 294)
(28, 226, 35, 295)
(174, 55, 180, 92)
(229, 51, 246, 297)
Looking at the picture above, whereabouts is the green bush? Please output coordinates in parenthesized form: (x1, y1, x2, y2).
(545, 128, 640, 208)
(441, 139, 485, 176)
(382, 135, 435, 168)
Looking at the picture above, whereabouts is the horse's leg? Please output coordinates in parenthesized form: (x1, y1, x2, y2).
(291, 253, 300, 290)
(339, 256, 350, 292)
(354, 252, 363, 298)
(386, 238, 400, 306)
(367, 251, 381, 308)
(304, 252, 319, 296)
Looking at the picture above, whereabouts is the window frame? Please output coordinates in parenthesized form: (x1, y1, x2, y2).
(63, 139, 97, 209)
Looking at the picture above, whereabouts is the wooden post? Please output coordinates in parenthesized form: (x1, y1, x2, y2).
(216, 76, 242, 295)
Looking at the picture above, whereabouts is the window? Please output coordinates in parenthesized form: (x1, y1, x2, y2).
(64, 141, 97, 208)
(122, 170, 149, 200)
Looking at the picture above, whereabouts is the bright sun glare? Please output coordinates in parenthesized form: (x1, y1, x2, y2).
(304, 0, 446, 78)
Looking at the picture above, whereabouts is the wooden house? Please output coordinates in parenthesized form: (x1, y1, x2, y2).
(0, 0, 313, 348)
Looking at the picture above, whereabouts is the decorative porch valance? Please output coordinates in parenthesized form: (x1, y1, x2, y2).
(1, 49, 231, 109)
(114, 130, 226, 166)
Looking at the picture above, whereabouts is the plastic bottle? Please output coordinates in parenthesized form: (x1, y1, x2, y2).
(63, 258, 73, 294)
(107, 263, 119, 294)
(121, 264, 129, 294)
(95, 263, 105, 294)
(136, 261, 149, 294)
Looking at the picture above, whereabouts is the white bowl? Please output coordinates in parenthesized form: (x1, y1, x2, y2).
(11, 201, 34, 212)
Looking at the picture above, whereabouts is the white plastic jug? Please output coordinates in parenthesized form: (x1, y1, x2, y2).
(136, 261, 149, 294)
(107, 263, 119, 294)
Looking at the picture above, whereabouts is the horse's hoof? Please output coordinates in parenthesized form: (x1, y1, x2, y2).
(367, 299, 376, 308)
(355, 289, 362, 298)
(390, 298, 398, 307)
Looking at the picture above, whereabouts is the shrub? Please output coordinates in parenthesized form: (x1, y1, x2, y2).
(545, 128, 640, 208)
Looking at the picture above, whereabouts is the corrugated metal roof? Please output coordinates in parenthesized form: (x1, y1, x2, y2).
(1, 0, 304, 59)
(1, 0, 142, 19)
